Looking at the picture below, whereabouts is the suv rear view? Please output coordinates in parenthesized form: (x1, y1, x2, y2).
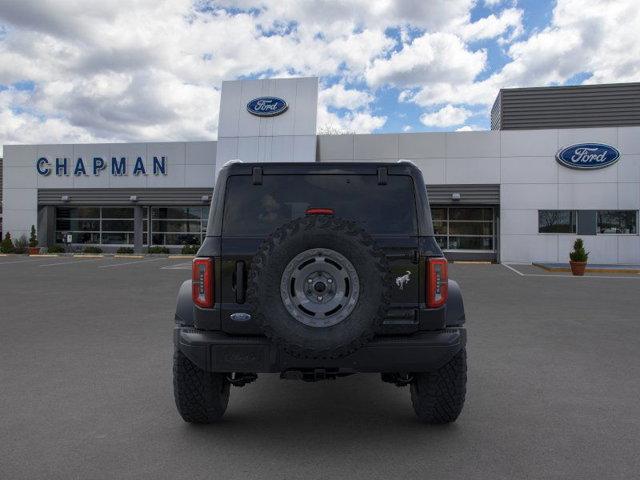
(173, 162, 467, 424)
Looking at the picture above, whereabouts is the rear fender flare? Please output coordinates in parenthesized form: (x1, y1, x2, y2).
(445, 279, 466, 326)
(175, 280, 195, 326)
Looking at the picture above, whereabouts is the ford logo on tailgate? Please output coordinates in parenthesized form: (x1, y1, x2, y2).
(556, 143, 620, 170)
(247, 96, 288, 117)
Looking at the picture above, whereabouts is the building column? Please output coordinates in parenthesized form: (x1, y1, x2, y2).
(37, 206, 56, 247)
(133, 206, 144, 253)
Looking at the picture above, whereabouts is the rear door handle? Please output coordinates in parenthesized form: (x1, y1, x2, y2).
(235, 261, 245, 304)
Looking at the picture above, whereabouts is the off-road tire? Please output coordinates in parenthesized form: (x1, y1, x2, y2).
(247, 215, 391, 359)
(173, 349, 230, 423)
(410, 348, 467, 424)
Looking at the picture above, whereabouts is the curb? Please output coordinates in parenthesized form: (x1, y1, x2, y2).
(72, 254, 104, 258)
(533, 263, 640, 275)
(114, 254, 145, 259)
(168, 255, 194, 259)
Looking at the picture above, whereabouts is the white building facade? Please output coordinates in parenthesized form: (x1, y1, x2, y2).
(2, 77, 639, 264)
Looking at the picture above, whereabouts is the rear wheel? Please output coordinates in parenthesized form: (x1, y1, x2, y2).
(173, 349, 230, 423)
(410, 348, 467, 424)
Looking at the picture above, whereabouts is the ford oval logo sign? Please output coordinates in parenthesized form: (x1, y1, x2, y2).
(556, 143, 620, 170)
(247, 97, 288, 117)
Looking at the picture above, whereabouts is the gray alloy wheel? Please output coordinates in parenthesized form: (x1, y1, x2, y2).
(279, 248, 360, 328)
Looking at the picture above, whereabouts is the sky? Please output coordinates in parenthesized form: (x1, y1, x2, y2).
(0, 0, 639, 154)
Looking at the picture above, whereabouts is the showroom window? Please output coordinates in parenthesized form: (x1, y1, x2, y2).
(56, 207, 142, 244)
(431, 207, 494, 251)
(150, 206, 209, 246)
(597, 210, 638, 234)
(538, 210, 577, 233)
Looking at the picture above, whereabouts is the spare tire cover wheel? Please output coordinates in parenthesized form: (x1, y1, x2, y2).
(247, 216, 390, 359)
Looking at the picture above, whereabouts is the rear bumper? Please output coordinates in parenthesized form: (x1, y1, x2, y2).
(174, 327, 466, 374)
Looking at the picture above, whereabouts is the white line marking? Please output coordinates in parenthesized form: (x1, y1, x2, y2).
(39, 259, 103, 267)
(98, 257, 165, 269)
(502, 263, 640, 280)
(161, 262, 192, 270)
(0, 258, 52, 266)
(502, 263, 524, 276)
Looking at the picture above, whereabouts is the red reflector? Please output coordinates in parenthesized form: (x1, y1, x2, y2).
(427, 257, 448, 308)
(192, 257, 214, 308)
(305, 208, 334, 215)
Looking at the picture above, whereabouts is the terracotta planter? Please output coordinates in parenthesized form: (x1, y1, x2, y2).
(569, 261, 587, 276)
(28, 247, 40, 255)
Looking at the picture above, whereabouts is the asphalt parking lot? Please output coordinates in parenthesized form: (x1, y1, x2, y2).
(1, 256, 639, 479)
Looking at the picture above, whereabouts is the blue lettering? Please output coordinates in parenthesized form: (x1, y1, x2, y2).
(153, 156, 167, 175)
(93, 157, 106, 175)
(111, 157, 127, 176)
(36, 157, 51, 176)
(55, 157, 68, 176)
(74, 157, 87, 176)
(133, 157, 147, 176)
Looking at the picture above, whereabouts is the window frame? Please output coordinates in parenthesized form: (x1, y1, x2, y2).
(537, 210, 578, 235)
(596, 210, 639, 235)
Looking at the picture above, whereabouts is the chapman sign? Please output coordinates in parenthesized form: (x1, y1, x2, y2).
(246, 96, 288, 117)
(556, 143, 620, 170)
(36, 156, 168, 177)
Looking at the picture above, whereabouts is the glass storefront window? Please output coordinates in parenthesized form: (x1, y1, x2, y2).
(431, 207, 495, 251)
(55, 207, 135, 245)
(149, 206, 208, 246)
(597, 210, 638, 234)
(538, 210, 577, 233)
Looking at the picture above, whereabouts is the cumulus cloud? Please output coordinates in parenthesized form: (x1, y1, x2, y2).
(319, 84, 373, 110)
(366, 32, 486, 88)
(420, 105, 472, 127)
(0, 0, 638, 151)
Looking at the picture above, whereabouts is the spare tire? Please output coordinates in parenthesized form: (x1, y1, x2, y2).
(247, 215, 390, 359)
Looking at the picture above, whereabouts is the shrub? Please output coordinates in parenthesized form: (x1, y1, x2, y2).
(47, 244, 65, 254)
(148, 246, 170, 254)
(83, 246, 103, 254)
(1, 233, 15, 253)
(116, 247, 135, 254)
(14, 235, 29, 254)
(181, 244, 200, 255)
(569, 238, 589, 262)
(29, 225, 38, 248)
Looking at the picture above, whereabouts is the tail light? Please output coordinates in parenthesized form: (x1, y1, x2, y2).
(192, 257, 214, 308)
(427, 257, 448, 308)
(305, 208, 334, 215)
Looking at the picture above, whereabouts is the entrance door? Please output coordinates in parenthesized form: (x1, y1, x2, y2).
(431, 206, 497, 261)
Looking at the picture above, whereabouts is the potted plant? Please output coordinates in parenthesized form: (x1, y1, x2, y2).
(1, 232, 15, 254)
(569, 238, 589, 276)
(28, 225, 40, 254)
(13, 235, 29, 254)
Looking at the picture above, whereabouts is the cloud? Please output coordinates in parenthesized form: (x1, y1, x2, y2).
(0, 0, 638, 150)
(420, 105, 472, 127)
(319, 83, 373, 110)
(458, 7, 523, 42)
(366, 32, 486, 88)
(456, 125, 484, 131)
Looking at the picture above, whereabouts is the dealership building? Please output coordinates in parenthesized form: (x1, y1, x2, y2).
(1, 78, 639, 263)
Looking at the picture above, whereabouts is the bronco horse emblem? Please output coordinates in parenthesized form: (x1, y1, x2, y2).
(395, 270, 411, 290)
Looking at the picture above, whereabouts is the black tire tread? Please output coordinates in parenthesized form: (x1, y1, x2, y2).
(247, 215, 391, 360)
(410, 348, 467, 424)
(173, 349, 230, 423)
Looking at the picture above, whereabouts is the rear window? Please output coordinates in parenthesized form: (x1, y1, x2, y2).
(222, 174, 418, 235)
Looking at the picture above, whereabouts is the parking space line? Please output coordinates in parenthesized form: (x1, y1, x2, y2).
(98, 257, 165, 269)
(161, 262, 191, 270)
(502, 263, 524, 276)
(0, 257, 55, 266)
(503, 263, 640, 280)
(39, 259, 103, 267)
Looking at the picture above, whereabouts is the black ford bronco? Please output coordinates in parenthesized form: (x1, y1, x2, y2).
(173, 161, 467, 424)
